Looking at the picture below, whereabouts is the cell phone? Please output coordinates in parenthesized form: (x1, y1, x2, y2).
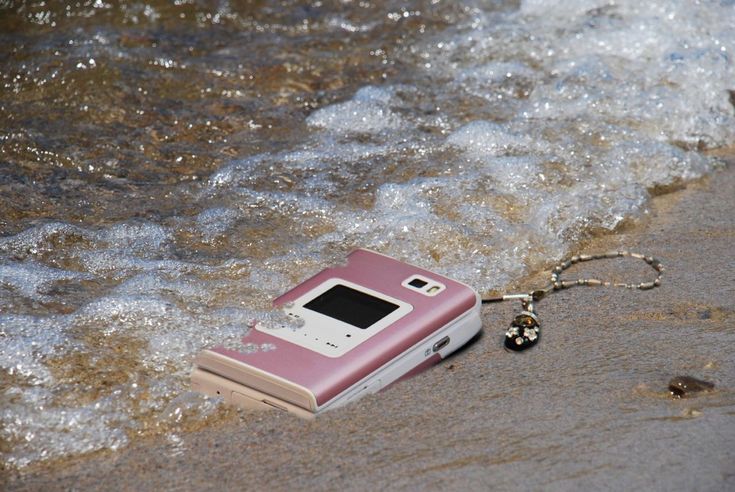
(191, 249, 482, 418)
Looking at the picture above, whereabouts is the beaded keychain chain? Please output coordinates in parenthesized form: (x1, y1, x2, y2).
(482, 251, 665, 351)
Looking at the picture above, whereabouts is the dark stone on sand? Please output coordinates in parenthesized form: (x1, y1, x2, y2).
(668, 376, 715, 398)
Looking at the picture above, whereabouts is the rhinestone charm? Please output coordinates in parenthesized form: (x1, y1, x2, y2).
(504, 312, 540, 351)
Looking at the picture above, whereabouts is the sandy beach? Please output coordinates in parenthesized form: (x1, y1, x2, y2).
(5, 160, 733, 491)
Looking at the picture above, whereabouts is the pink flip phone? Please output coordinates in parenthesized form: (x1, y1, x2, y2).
(191, 249, 482, 417)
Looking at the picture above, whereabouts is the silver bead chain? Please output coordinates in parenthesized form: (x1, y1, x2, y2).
(483, 250, 664, 305)
(548, 250, 663, 294)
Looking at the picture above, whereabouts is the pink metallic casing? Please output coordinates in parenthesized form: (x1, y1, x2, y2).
(203, 249, 478, 409)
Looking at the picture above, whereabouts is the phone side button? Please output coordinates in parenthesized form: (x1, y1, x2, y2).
(432, 336, 450, 353)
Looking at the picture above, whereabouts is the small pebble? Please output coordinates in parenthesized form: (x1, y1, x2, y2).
(668, 376, 715, 398)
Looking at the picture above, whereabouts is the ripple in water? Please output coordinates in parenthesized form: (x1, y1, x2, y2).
(1, 0, 733, 469)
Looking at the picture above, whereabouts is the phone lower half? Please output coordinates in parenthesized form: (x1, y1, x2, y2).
(191, 306, 482, 418)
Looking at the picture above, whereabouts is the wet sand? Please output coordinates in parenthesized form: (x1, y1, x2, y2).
(5, 162, 735, 491)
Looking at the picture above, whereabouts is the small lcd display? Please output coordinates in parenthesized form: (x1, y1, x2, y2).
(303, 284, 400, 329)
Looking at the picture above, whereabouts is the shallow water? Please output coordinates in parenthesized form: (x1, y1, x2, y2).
(1, 0, 734, 469)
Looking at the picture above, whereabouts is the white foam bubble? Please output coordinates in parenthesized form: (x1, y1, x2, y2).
(306, 85, 404, 133)
(101, 221, 172, 255)
(0, 315, 72, 385)
(0, 387, 129, 469)
(0, 261, 94, 301)
(0, 222, 97, 259)
(196, 207, 240, 241)
(207, 154, 265, 189)
(446, 120, 549, 160)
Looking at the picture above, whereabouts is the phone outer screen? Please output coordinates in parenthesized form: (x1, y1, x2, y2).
(302, 284, 400, 329)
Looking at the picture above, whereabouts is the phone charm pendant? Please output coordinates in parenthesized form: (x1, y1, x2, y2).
(505, 311, 540, 351)
(484, 250, 664, 352)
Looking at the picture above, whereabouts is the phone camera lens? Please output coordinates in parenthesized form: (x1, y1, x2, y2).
(408, 278, 428, 288)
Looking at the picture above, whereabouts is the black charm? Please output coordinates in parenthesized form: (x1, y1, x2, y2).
(504, 311, 540, 351)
